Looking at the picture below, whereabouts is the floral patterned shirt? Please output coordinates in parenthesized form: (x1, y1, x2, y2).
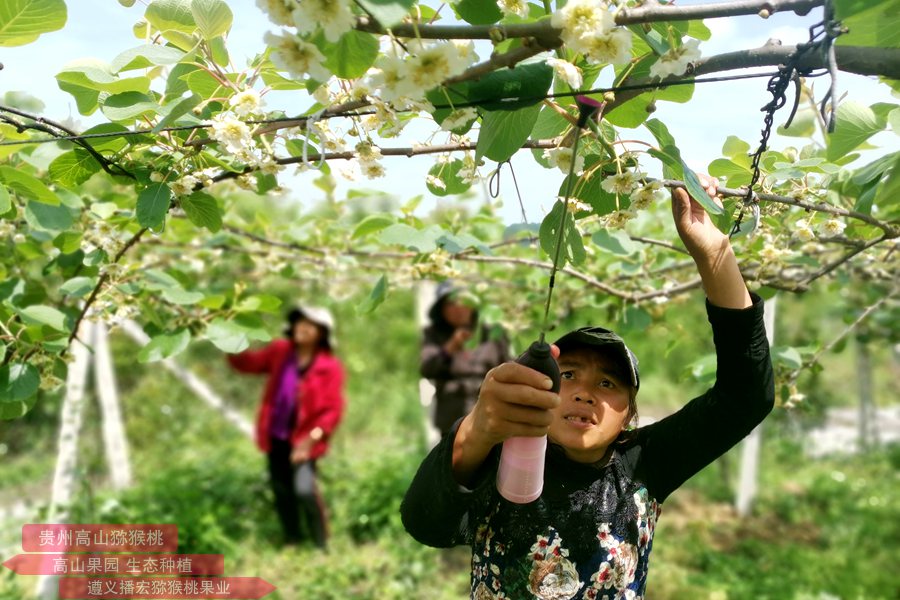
(402, 296, 774, 600)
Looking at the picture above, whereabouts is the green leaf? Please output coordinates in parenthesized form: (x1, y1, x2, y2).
(234, 294, 282, 313)
(476, 105, 542, 163)
(48, 150, 101, 188)
(161, 287, 204, 305)
(18, 305, 69, 332)
(81, 123, 135, 154)
(0, 0, 66, 47)
(145, 0, 196, 34)
(352, 214, 395, 239)
(205, 316, 271, 354)
(0, 185, 10, 214)
(138, 328, 191, 363)
(454, 0, 502, 24)
(190, 0, 231, 39)
(539, 200, 584, 268)
(827, 101, 887, 161)
(143, 268, 181, 290)
(708, 158, 752, 187)
(180, 191, 222, 232)
(378, 223, 440, 252)
(110, 44, 186, 73)
(0, 363, 39, 404)
(357, 274, 388, 315)
(874, 153, 900, 220)
(59, 276, 96, 298)
(772, 346, 802, 369)
(889, 107, 900, 136)
(136, 183, 172, 229)
(24, 200, 74, 231)
(317, 30, 379, 79)
(56, 61, 152, 116)
(427, 159, 472, 196)
(592, 229, 639, 256)
(682, 162, 724, 215)
(722, 135, 750, 158)
(836, 0, 900, 48)
(429, 60, 553, 112)
(0, 166, 59, 205)
(101, 92, 160, 122)
(153, 94, 201, 133)
(559, 167, 620, 216)
(645, 118, 676, 149)
(182, 69, 233, 99)
(777, 107, 817, 137)
(356, 0, 415, 27)
(606, 95, 653, 128)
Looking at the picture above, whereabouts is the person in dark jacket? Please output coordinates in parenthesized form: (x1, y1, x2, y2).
(421, 282, 510, 438)
(227, 305, 344, 548)
(402, 177, 775, 599)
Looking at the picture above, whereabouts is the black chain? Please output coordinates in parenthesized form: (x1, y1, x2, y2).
(731, 0, 845, 238)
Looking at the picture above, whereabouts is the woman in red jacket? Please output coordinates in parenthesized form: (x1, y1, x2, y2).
(227, 305, 345, 548)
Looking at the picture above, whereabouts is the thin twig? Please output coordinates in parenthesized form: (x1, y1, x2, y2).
(67, 229, 147, 346)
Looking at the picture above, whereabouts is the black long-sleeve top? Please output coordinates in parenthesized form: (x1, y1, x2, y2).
(402, 295, 775, 599)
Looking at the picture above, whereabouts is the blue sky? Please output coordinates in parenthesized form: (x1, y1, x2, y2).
(1, 0, 895, 224)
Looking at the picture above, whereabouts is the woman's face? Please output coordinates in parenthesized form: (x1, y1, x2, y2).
(441, 298, 474, 329)
(548, 348, 633, 464)
(292, 318, 322, 348)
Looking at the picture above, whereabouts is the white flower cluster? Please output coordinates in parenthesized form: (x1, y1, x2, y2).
(628, 181, 667, 211)
(649, 39, 701, 79)
(759, 241, 792, 263)
(209, 111, 253, 155)
(793, 216, 847, 241)
(264, 30, 330, 81)
(411, 248, 461, 279)
(543, 146, 585, 175)
(228, 88, 264, 118)
(550, 0, 632, 65)
(601, 170, 644, 195)
(497, 0, 529, 19)
(366, 40, 477, 104)
(355, 141, 385, 179)
(258, 0, 354, 43)
(440, 107, 479, 132)
(547, 57, 584, 89)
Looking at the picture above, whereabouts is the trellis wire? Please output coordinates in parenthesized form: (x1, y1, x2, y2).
(0, 70, 828, 148)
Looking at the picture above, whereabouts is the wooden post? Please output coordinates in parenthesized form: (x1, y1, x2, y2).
(119, 320, 253, 439)
(856, 338, 878, 451)
(735, 295, 776, 517)
(36, 321, 93, 600)
(416, 281, 440, 449)
(93, 322, 132, 490)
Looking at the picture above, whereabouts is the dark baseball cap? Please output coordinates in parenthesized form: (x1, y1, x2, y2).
(553, 326, 640, 390)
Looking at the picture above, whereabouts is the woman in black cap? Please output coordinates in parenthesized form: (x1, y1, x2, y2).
(420, 281, 511, 438)
(403, 177, 775, 599)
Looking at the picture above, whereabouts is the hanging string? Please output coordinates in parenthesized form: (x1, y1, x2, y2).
(488, 160, 530, 224)
(538, 96, 601, 344)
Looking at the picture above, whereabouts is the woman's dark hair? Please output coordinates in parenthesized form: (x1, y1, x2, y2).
(284, 310, 332, 352)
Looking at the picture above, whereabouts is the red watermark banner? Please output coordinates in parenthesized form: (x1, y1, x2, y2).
(22, 525, 178, 552)
(58, 577, 276, 599)
(3, 553, 223, 576)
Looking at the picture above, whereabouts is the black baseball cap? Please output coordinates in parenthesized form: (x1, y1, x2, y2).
(553, 326, 640, 390)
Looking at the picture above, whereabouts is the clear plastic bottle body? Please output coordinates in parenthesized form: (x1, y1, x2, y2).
(496, 341, 560, 504)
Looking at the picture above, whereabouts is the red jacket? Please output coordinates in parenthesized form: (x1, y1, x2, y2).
(227, 338, 345, 458)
